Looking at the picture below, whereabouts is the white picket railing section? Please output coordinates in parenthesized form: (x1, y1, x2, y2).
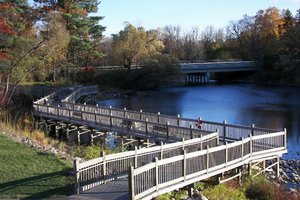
(62, 85, 98, 103)
(129, 131, 287, 200)
(74, 132, 219, 193)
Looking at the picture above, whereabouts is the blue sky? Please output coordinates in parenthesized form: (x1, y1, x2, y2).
(98, 0, 300, 37)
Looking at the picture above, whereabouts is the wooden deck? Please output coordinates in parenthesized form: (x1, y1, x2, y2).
(69, 179, 129, 200)
(33, 86, 288, 200)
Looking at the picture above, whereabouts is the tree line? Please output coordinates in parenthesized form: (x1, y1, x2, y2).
(1, 2, 299, 105)
(102, 7, 299, 84)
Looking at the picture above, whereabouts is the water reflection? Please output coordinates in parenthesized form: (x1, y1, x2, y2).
(97, 84, 300, 159)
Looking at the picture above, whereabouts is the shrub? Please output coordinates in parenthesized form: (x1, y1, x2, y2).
(244, 175, 276, 200)
(155, 193, 171, 200)
(194, 181, 206, 191)
(203, 184, 246, 200)
(73, 145, 112, 160)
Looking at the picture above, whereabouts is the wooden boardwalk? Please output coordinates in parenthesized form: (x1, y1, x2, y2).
(69, 179, 129, 200)
(33, 86, 288, 200)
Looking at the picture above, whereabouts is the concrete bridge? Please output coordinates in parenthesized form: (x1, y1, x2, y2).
(181, 61, 256, 84)
(33, 86, 286, 200)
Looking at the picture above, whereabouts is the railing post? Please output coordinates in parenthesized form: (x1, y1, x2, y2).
(74, 158, 80, 194)
(157, 112, 160, 123)
(225, 142, 228, 167)
(160, 142, 164, 159)
(241, 137, 244, 160)
(155, 157, 159, 191)
(109, 106, 113, 127)
(206, 145, 209, 174)
(83, 102, 86, 112)
(182, 138, 185, 151)
(129, 166, 135, 200)
(249, 134, 253, 156)
(190, 125, 193, 139)
(101, 151, 107, 183)
(183, 149, 186, 181)
(200, 134, 203, 150)
(276, 156, 280, 178)
(177, 114, 180, 126)
(166, 121, 169, 139)
(216, 129, 219, 146)
(145, 118, 149, 137)
(251, 124, 255, 136)
(57, 105, 60, 119)
(284, 128, 287, 150)
(223, 120, 227, 143)
(140, 109, 143, 120)
(134, 146, 138, 168)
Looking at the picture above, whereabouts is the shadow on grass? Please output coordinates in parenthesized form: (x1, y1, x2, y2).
(0, 170, 74, 199)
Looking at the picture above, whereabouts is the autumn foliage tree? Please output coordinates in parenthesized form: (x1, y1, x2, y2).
(111, 23, 164, 70)
(34, 0, 105, 68)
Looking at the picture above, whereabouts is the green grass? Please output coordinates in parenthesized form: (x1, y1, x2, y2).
(0, 134, 73, 199)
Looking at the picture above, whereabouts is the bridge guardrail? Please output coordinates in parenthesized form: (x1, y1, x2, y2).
(74, 132, 219, 193)
(129, 131, 287, 200)
(54, 101, 278, 142)
(62, 85, 98, 103)
(33, 104, 214, 141)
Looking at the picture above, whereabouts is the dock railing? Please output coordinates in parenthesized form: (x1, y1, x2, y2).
(49, 101, 278, 141)
(33, 103, 214, 141)
(129, 130, 287, 200)
(61, 85, 98, 103)
(74, 132, 219, 193)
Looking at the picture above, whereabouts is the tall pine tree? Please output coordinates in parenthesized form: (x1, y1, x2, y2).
(34, 0, 105, 68)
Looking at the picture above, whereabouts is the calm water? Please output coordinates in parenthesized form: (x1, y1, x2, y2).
(97, 84, 300, 159)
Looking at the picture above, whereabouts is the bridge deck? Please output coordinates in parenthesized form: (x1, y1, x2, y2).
(32, 86, 287, 200)
(69, 179, 129, 200)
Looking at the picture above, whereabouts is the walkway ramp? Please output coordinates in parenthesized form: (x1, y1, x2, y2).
(69, 179, 129, 200)
(32, 86, 287, 200)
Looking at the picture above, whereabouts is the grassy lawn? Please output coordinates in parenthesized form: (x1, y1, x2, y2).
(0, 134, 73, 199)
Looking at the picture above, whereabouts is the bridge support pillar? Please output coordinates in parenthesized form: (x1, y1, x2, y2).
(248, 162, 252, 176)
(187, 183, 195, 197)
(206, 72, 211, 82)
(276, 156, 280, 178)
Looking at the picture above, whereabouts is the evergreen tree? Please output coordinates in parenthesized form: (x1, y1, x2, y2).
(34, 0, 105, 67)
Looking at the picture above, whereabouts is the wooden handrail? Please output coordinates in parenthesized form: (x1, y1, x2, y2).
(74, 132, 219, 192)
(130, 131, 287, 200)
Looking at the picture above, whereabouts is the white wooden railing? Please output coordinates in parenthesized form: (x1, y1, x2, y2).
(62, 85, 98, 103)
(129, 131, 287, 200)
(74, 132, 219, 193)
(33, 103, 214, 141)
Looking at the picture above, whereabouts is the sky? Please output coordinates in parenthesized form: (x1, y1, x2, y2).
(98, 0, 300, 37)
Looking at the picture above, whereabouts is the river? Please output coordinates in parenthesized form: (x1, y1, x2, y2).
(96, 83, 300, 159)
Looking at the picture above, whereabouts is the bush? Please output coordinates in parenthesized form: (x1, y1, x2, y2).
(194, 181, 206, 191)
(155, 193, 171, 200)
(73, 144, 112, 160)
(203, 184, 246, 200)
(155, 190, 187, 200)
(244, 175, 276, 200)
